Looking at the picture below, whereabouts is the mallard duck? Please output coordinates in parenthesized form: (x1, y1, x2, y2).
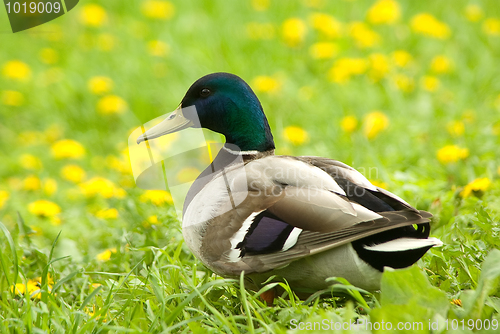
(136, 72, 442, 301)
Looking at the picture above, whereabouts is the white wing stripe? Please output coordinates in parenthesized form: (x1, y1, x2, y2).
(226, 210, 264, 262)
(363, 237, 443, 252)
(282, 228, 303, 251)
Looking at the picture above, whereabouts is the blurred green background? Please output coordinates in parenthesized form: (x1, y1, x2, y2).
(1, 0, 500, 332)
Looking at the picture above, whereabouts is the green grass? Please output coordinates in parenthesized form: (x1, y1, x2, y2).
(1, 0, 500, 332)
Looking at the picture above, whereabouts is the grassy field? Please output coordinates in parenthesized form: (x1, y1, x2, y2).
(1, 0, 500, 332)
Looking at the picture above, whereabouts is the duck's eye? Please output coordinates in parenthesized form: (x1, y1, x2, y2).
(200, 88, 211, 97)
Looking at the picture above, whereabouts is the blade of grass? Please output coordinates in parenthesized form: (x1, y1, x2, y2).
(0, 221, 18, 295)
(239, 272, 254, 334)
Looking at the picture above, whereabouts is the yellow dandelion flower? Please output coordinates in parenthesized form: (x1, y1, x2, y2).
(363, 111, 389, 139)
(140, 190, 173, 205)
(176, 167, 201, 183)
(27, 279, 43, 299)
(44, 274, 55, 286)
(39, 48, 58, 65)
(460, 178, 491, 198)
(283, 126, 309, 145)
(141, 0, 175, 20)
(309, 13, 342, 39)
(367, 0, 401, 25)
(446, 121, 465, 137)
(1, 90, 25, 106)
(431, 55, 453, 74)
(22, 175, 41, 191)
(85, 305, 108, 321)
(422, 75, 440, 92)
(19, 154, 42, 170)
(369, 180, 388, 189)
(97, 95, 128, 115)
(328, 57, 368, 83)
(341, 58, 368, 75)
(252, 76, 281, 93)
(114, 188, 127, 198)
(465, 5, 483, 22)
(79, 177, 124, 198)
(51, 139, 85, 159)
(483, 18, 500, 36)
(436, 145, 469, 164)
(329, 66, 352, 84)
(11, 277, 52, 299)
(392, 74, 414, 92)
(28, 200, 61, 218)
(147, 40, 169, 57)
(43, 178, 58, 196)
(85, 306, 96, 317)
(31, 274, 55, 288)
(0, 190, 9, 209)
(410, 13, 451, 39)
(96, 248, 116, 261)
(349, 22, 380, 48)
(369, 53, 390, 81)
(97, 33, 115, 52)
(61, 164, 86, 183)
(95, 208, 119, 219)
(12, 283, 27, 295)
(80, 4, 107, 27)
(340, 115, 358, 133)
(282, 18, 307, 47)
(88, 76, 113, 95)
(251, 0, 270, 11)
(2, 60, 31, 81)
(143, 214, 160, 228)
(27, 279, 40, 295)
(392, 50, 412, 68)
(309, 42, 338, 59)
(246, 22, 275, 40)
(106, 155, 132, 175)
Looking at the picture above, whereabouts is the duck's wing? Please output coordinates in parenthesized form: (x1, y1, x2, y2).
(299, 156, 426, 214)
(200, 155, 434, 276)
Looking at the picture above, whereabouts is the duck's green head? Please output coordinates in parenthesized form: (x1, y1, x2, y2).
(137, 73, 275, 152)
